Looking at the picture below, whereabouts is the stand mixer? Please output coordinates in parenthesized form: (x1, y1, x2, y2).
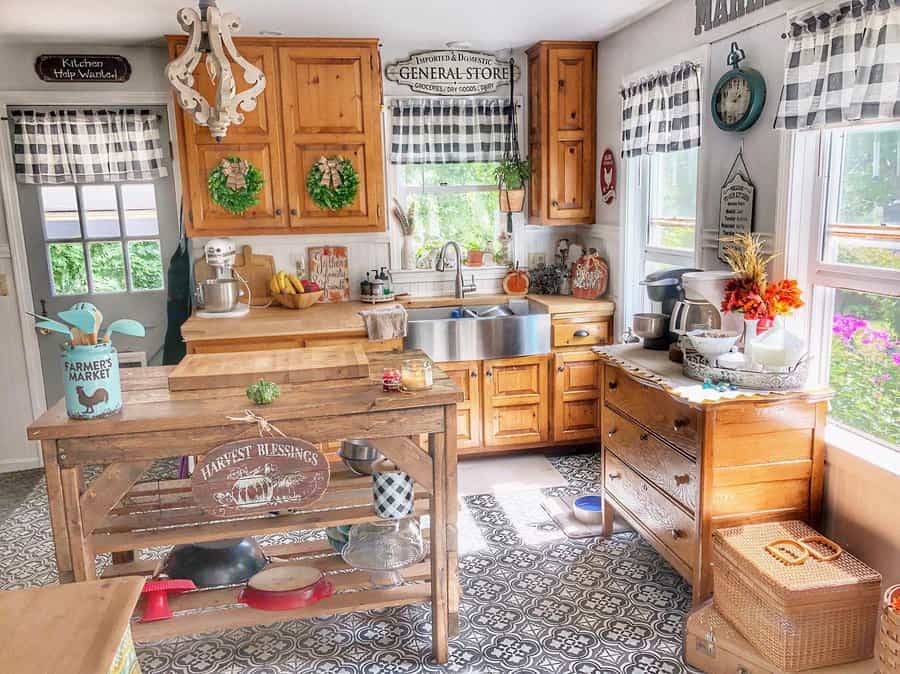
(195, 238, 251, 318)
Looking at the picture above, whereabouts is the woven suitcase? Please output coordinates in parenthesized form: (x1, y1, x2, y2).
(712, 520, 881, 672)
(878, 585, 900, 674)
(685, 600, 876, 674)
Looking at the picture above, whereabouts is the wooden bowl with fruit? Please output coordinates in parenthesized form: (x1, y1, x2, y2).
(269, 271, 324, 309)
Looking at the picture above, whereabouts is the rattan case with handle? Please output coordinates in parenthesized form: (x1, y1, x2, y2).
(712, 520, 882, 672)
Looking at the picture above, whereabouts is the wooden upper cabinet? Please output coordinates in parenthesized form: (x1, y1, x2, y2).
(279, 42, 385, 233)
(167, 37, 385, 237)
(526, 41, 597, 226)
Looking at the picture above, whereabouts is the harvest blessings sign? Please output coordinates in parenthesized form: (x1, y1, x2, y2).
(35, 55, 131, 83)
(695, 0, 782, 36)
(385, 50, 520, 96)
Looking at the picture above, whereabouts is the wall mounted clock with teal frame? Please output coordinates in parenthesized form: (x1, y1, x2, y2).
(711, 42, 766, 132)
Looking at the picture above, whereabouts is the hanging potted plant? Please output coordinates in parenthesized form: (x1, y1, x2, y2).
(495, 158, 531, 213)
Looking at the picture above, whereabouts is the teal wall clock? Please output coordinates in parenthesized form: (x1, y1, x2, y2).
(711, 42, 766, 132)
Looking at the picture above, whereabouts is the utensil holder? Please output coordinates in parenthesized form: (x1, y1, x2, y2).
(372, 459, 414, 519)
(62, 342, 121, 419)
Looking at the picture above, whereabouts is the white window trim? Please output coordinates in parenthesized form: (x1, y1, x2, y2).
(382, 95, 526, 274)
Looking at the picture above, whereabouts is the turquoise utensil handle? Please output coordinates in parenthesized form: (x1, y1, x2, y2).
(103, 319, 146, 339)
(35, 320, 72, 338)
(58, 309, 96, 334)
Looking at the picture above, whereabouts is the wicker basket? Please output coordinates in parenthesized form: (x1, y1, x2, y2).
(878, 585, 900, 674)
(712, 521, 882, 672)
(274, 290, 323, 309)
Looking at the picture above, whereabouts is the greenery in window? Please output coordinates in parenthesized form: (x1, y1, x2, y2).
(649, 148, 698, 251)
(50, 240, 163, 294)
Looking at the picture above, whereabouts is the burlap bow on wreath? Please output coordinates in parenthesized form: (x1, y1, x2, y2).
(306, 154, 360, 211)
(316, 156, 344, 189)
(219, 158, 250, 190)
(207, 155, 264, 215)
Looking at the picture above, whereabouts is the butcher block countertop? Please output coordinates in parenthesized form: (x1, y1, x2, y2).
(181, 294, 615, 344)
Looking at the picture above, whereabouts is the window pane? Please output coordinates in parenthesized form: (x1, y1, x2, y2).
(826, 125, 900, 271)
(48, 242, 87, 295)
(408, 191, 498, 262)
(403, 162, 500, 188)
(40, 185, 80, 239)
(121, 183, 160, 236)
(88, 241, 126, 292)
(829, 288, 899, 448)
(649, 148, 698, 251)
(82, 185, 120, 238)
(128, 240, 164, 290)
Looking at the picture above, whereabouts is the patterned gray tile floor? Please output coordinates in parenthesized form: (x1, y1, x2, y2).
(0, 452, 699, 673)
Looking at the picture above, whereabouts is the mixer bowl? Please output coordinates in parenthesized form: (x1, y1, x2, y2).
(632, 313, 669, 339)
(196, 278, 244, 312)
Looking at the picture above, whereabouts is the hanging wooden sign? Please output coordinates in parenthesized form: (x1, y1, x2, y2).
(717, 149, 755, 263)
(572, 249, 609, 300)
(599, 148, 617, 205)
(385, 50, 520, 96)
(308, 246, 350, 303)
(192, 437, 330, 517)
(35, 55, 131, 83)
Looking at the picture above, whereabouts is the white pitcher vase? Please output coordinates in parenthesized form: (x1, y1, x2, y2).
(401, 236, 417, 271)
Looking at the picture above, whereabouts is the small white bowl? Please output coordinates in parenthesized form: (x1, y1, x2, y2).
(572, 495, 604, 525)
(687, 329, 741, 364)
(716, 351, 748, 370)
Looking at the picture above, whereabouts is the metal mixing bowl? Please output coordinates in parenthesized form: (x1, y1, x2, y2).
(338, 439, 382, 476)
(632, 313, 669, 339)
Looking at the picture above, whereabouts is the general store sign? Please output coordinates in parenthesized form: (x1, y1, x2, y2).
(35, 54, 131, 83)
(385, 50, 520, 96)
(192, 437, 330, 517)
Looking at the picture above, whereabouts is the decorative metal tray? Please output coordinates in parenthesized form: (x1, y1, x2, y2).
(682, 351, 810, 391)
(360, 292, 396, 304)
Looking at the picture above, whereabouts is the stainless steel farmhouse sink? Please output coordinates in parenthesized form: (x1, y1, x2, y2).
(404, 299, 551, 362)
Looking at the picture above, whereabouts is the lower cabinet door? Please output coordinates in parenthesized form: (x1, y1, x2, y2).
(482, 355, 549, 446)
(552, 350, 602, 442)
(435, 360, 482, 450)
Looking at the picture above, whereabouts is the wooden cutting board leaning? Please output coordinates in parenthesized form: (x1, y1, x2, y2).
(167, 344, 369, 391)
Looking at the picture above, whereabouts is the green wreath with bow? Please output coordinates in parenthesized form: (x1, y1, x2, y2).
(208, 157, 264, 214)
(306, 155, 359, 211)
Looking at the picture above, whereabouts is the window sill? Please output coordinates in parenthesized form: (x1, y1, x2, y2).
(390, 266, 509, 282)
(824, 423, 900, 479)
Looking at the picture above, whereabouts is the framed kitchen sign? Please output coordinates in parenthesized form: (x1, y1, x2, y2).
(35, 54, 131, 83)
(385, 50, 520, 96)
(308, 246, 350, 303)
(192, 437, 330, 517)
(599, 148, 616, 205)
(717, 148, 755, 262)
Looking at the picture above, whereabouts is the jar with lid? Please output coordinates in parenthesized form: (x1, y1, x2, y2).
(400, 358, 433, 391)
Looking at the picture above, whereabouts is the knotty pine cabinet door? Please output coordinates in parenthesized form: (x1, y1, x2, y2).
(169, 39, 289, 234)
(436, 361, 482, 451)
(278, 42, 385, 233)
(482, 356, 549, 447)
(552, 350, 602, 442)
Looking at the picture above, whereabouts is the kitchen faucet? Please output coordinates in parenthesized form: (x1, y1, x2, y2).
(435, 241, 477, 299)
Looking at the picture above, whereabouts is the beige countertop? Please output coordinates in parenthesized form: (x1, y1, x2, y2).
(182, 294, 615, 343)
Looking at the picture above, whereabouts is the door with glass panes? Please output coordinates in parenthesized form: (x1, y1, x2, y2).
(15, 106, 179, 406)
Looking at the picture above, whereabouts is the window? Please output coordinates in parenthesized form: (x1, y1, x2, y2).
(40, 183, 165, 296)
(791, 122, 900, 451)
(394, 162, 501, 265)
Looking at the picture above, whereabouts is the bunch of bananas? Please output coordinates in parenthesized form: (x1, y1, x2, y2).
(269, 271, 305, 295)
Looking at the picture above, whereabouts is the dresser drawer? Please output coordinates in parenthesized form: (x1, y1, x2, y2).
(552, 320, 610, 348)
(602, 406, 699, 513)
(605, 452, 697, 569)
(603, 367, 701, 456)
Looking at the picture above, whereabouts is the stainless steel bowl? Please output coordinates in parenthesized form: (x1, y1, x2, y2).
(195, 278, 244, 313)
(338, 439, 382, 476)
(632, 313, 669, 339)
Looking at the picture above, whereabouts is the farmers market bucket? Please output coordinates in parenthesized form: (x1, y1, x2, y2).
(62, 343, 122, 419)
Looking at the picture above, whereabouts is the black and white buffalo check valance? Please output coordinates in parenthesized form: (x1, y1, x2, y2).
(390, 98, 512, 164)
(12, 108, 168, 184)
(621, 61, 702, 158)
(775, 0, 900, 129)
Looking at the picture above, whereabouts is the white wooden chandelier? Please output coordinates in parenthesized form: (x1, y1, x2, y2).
(165, 0, 266, 142)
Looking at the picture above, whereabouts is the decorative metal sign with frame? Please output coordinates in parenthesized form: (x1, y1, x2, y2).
(717, 148, 755, 263)
(385, 49, 520, 96)
(35, 54, 131, 83)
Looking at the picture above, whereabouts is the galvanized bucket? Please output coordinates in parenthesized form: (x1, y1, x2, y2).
(61, 343, 122, 419)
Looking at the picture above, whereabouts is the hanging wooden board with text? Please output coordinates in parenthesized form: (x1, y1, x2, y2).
(385, 49, 520, 96)
(35, 54, 131, 83)
(308, 246, 350, 303)
(717, 150, 755, 263)
(572, 249, 609, 300)
(192, 437, 330, 517)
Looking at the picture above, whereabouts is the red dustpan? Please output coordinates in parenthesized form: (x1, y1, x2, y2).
(140, 579, 196, 622)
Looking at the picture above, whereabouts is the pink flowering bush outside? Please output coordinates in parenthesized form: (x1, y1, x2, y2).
(830, 314, 900, 445)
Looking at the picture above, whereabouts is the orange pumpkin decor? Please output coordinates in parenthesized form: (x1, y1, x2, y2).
(572, 249, 609, 300)
(502, 264, 529, 296)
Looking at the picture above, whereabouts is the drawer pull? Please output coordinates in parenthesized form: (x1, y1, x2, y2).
(674, 473, 691, 486)
(573, 329, 590, 337)
(670, 528, 683, 540)
(607, 472, 621, 480)
(558, 365, 566, 372)
(607, 428, 617, 438)
(673, 418, 689, 431)
(639, 433, 649, 441)
(608, 380, 618, 391)
(470, 372, 478, 378)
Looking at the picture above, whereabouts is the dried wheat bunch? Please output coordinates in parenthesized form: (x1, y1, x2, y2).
(392, 198, 416, 236)
(721, 232, 779, 290)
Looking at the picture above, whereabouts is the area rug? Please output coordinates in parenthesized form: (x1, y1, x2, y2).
(457, 454, 568, 497)
(542, 493, 631, 539)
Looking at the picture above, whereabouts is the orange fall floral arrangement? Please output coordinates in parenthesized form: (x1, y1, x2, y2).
(720, 233, 804, 321)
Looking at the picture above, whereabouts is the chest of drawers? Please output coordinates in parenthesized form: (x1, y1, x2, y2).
(598, 358, 831, 603)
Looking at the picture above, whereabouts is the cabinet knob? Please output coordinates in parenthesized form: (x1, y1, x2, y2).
(607, 380, 618, 391)
(607, 472, 621, 480)
(670, 529, 683, 540)
(573, 329, 590, 338)
(607, 428, 617, 438)
(557, 365, 566, 372)
(552, 200, 559, 207)
(290, 208, 298, 216)
(274, 208, 282, 216)
(639, 433, 649, 441)
(673, 418, 689, 431)
(485, 370, 493, 378)
(470, 371, 478, 379)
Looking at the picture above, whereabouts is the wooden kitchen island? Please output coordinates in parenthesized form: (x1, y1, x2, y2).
(26, 350, 462, 663)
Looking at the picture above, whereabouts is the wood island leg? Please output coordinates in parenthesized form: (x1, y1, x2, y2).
(443, 405, 460, 637)
(428, 427, 450, 664)
(41, 440, 73, 582)
(60, 466, 96, 581)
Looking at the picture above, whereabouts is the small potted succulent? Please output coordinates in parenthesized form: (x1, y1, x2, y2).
(494, 158, 531, 213)
(466, 234, 493, 267)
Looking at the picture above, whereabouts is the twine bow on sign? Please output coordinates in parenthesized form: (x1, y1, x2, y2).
(219, 158, 250, 190)
(226, 410, 287, 438)
(316, 156, 343, 189)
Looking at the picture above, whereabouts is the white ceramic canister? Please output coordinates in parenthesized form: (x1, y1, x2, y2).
(372, 458, 414, 519)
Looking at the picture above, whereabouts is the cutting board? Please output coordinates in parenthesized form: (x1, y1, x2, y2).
(194, 244, 275, 307)
(167, 344, 369, 392)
